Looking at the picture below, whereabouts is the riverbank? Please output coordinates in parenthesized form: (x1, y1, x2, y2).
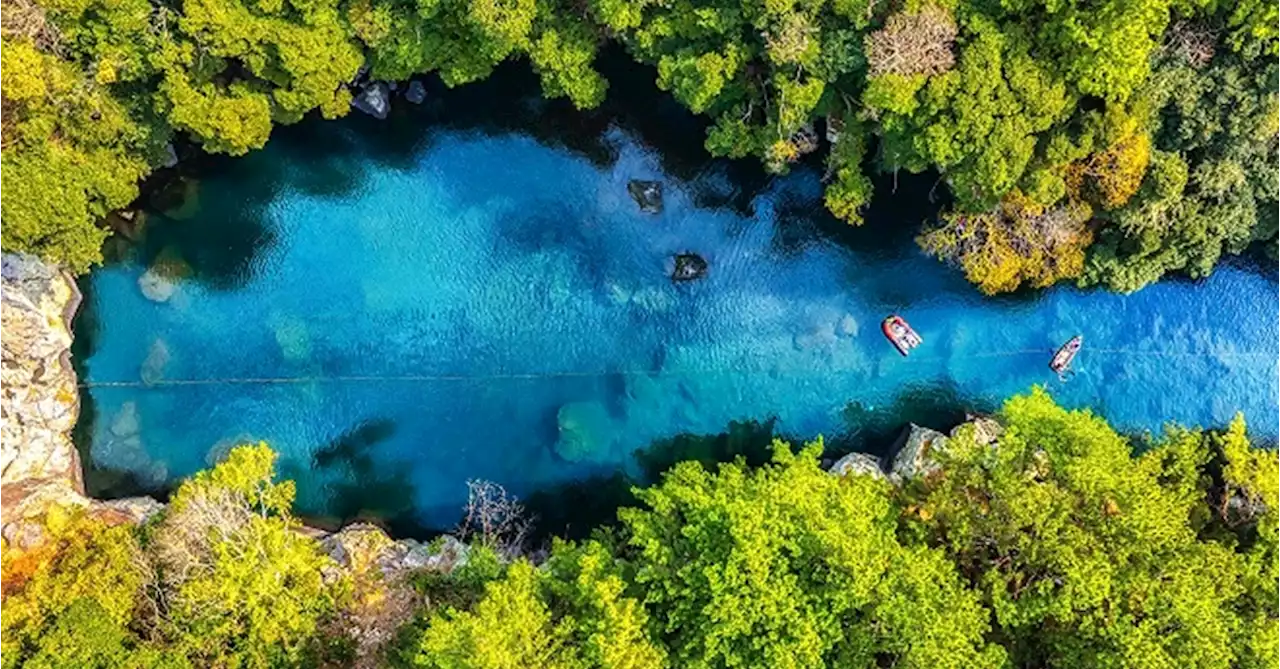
(0, 253, 161, 549)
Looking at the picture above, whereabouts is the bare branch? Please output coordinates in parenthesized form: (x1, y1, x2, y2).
(456, 479, 532, 560)
(865, 5, 957, 78)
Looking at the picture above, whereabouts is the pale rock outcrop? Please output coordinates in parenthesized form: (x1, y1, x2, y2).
(2, 254, 168, 549)
(952, 415, 1003, 446)
(2, 254, 90, 549)
(829, 452, 885, 479)
(2, 254, 82, 488)
(321, 523, 469, 668)
(887, 423, 950, 481)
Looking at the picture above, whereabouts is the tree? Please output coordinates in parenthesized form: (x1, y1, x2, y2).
(0, 508, 161, 669)
(414, 541, 663, 669)
(619, 440, 1003, 669)
(897, 388, 1278, 667)
(149, 443, 342, 668)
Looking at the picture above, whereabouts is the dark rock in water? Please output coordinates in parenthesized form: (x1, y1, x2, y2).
(405, 80, 427, 104)
(671, 253, 708, 282)
(627, 180, 663, 214)
(352, 82, 390, 119)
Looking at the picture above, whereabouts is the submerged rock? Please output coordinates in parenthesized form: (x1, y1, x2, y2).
(888, 424, 950, 481)
(627, 180, 663, 214)
(109, 401, 140, 439)
(137, 247, 192, 303)
(555, 401, 616, 463)
(838, 314, 859, 337)
(671, 253, 708, 282)
(106, 209, 148, 242)
(138, 270, 176, 302)
(353, 82, 391, 119)
(404, 80, 427, 104)
(830, 452, 885, 479)
(140, 338, 170, 386)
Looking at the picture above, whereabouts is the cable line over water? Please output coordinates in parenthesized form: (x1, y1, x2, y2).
(78, 347, 1276, 389)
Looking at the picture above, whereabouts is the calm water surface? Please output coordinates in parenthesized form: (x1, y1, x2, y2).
(75, 84, 1279, 530)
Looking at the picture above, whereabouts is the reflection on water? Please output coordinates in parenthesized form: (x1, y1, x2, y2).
(74, 63, 1279, 533)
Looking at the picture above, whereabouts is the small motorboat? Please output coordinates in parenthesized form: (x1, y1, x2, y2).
(882, 315, 923, 356)
(1050, 335, 1082, 376)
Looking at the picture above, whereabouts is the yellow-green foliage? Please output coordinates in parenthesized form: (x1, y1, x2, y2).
(619, 440, 1004, 669)
(0, 509, 149, 668)
(917, 196, 1093, 294)
(0, 40, 152, 272)
(415, 541, 664, 669)
(152, 443, 342, 668)
(899, 388, 1279, 668)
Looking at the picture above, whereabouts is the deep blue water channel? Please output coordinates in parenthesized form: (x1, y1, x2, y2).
(75, 73, 1279, 533)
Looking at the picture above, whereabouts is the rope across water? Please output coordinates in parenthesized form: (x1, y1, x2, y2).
(77, 347, 1275, 389)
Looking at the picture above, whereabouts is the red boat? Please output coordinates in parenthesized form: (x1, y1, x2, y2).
(1050, 335, 1082, 376)
(882, 315, 923, 356)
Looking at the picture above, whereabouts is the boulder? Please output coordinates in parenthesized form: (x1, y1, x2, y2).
(353, 82, 391, 119)
(106, 210, 148, 241)
(109, 401, 141, 439)
(887, 423, 950, 480)
(627, 180, 663, 214)
(139, 246, 194, 303)
(404, 80, 427, 104)
(829, 452, 885, 479)
(838, 314, 859, 337)
(671, 253, 708, 282)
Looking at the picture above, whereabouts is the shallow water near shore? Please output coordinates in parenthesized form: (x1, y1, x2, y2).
(74, 68, 1279, 532)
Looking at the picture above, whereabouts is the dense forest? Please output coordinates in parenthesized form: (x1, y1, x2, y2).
(2, 390, 1276, 668)
(1, 0, 1276, 291)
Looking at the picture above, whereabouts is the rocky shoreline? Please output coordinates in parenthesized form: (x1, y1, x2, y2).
(0, 253, 450, 596)
(0, 252, 137, 548)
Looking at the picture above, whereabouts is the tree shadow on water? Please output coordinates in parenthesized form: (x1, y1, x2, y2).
(298, 418, 424, 535)
(521, 419, 781, 542)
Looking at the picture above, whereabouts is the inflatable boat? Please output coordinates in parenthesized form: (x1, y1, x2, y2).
(1050, 335, 1082, 376)
(882, 315, 923, 356)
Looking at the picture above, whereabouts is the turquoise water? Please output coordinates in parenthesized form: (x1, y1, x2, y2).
(76, 94, 1278, 530)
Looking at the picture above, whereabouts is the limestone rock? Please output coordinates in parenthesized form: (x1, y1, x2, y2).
(671, 253, 708, 282)
(323, 522, 470, 579)
(830, 452, 885, 479)
(1, 254, 82, 490)
(627, 180, 663, 214)
(405, 80, 427, 104)
(321, 522, 462, 668)
(888, 423, 950, 481)
(944, 415, 1004, 448)
(353, 82, 391, 119)
(100, 496, 166, 525)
